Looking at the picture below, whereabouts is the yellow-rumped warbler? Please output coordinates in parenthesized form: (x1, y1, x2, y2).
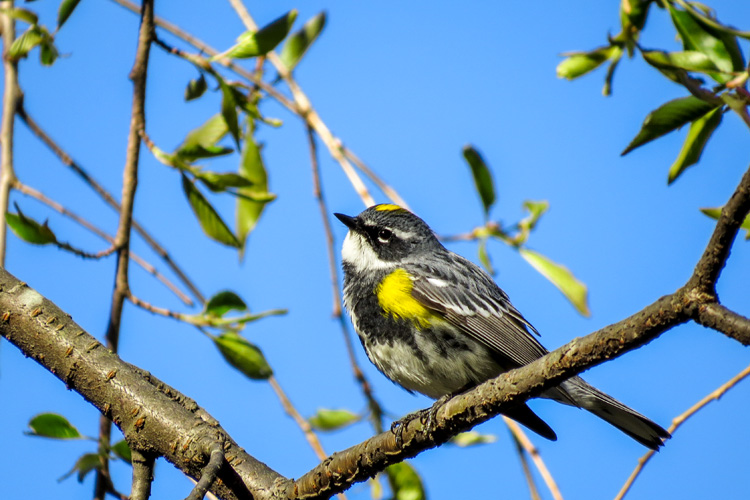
(335, 204, 669, 449)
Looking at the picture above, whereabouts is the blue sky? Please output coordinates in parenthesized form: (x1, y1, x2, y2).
(2, 1, 750, 499)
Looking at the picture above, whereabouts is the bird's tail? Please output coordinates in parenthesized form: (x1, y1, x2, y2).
(559, 377, 670, 450)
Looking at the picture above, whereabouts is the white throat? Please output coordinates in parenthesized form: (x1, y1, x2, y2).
(341, 231, 391, 272)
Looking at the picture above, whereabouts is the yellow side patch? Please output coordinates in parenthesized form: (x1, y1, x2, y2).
(376, 269, 437, 329)
(374, 204, 405, 212)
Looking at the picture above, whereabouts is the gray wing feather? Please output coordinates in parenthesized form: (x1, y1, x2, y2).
(409, 255, 549, 368)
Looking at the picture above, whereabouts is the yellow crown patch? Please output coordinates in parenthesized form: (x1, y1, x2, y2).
(374, 204, 405, 212)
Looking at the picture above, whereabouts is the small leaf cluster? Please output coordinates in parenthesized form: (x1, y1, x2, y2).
(461, 146, 590, 316)
(558, 0, 750, 186)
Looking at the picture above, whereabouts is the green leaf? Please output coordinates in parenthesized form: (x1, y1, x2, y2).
(205, 290, 248, 317)
(27, 413, 82, 439)
(279, 11, 327, 71)
(462, 145, 495, 217)
(219, 79, 241, 149)
(621, 96, 718, 155)
(237, 119, 273, 252)
(556, 45, 620, 80)
(520, 200, 549, 232)
(197, 171, 254, 192)
(701, 207, 750, 240)
(177, 145, 234, 163)
(9, 25, 44, 60)
(668, 106, 723, 184)
(668, 5, 744, 83)
(0, 7, 39, 25)
(477, 238, 494, 275)
(213, 332, 272, 380)
(308, 408, 359, 431)
(175, 114, 229, 154)
(111, 440, 132, 463)
(642, 49, 720, 74)
(217, 10, 298, 59)
(181, 174, 241, 248)
(449, 431, 498, 447)
(519, 248, 590, 317)
(39, 39, 58, 66)
(6, 204, 57, 245)
(59, 453, 101, 483)
(385, 462, 425, 500)
(57, 0, 81, 30)
(620, 0, 651, 33)
(185, 73, 207, 101)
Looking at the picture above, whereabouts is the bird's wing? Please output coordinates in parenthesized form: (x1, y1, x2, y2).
(409, 256, 549, 368)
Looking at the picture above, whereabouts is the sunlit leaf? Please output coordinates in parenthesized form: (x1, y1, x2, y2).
(520, 200, 549, 232)
(185, 73, 207, 101)
(0, 7, 38, 25)
(57, 0, 81, 30)
(519, 248, 590, 316)
(701, 207, 750, 240)
(237, 119, 273, 254)
(27, 413, 82, 439)
(213, 332, 272, 380)
(218, 79, 241, 149)
(668, 106, 723, 184)
(385, 462, 425, 500)
(668, 5, 744, 83)
(279, 11, 326, 71)
(111, 440, 132, 463)
(308, 408, 359, 431)
(196, 171, 254, 192)
(462, 145, 495, 217)
(6, 204, 57, 245)
(477, 238, 494, 275)
(642, 49, 721, 74)
(205, 290, 248, 317)
(450, 431, 497, 447)
(9, 25, 44, 60)
(556, 45, 620, 80)
(216, 10, 298, 59)
(181, 174, 241, 248)
(39, 38, 58, 66)
(621, 96, 717, 155)
(59, 453, 101, 483)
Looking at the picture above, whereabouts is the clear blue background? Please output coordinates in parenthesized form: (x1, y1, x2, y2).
(2, 2, 749, 499)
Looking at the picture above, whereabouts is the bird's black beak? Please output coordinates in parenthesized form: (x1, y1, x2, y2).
(334, 213, 357, 230)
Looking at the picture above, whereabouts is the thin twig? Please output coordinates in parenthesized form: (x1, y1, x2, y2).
(16, 104, 205, 305)
(14, 181, 193, 305)
(95, 2, 155, 499)
(226, 0, 375, 207)
(129, 449, 155, 500)
(508, 426, 542, 500)
(129, 292, 286, 327)
(185, 443, 224, 500)
(503, 417, 563, 500)
(341, 146, 409, 208)
(0, 3, 21, 264)
(267, 377, 349, 500)
(614, 362, 750, 500)
(306, 124, 386, 433)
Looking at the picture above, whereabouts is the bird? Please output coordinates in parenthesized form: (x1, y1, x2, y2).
(334, 203, 670, 450)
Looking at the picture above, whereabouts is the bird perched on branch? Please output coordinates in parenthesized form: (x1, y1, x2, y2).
(335, 204, 669, 450)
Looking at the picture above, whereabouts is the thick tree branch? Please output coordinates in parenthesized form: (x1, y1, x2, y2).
(0, 268, 283, 500)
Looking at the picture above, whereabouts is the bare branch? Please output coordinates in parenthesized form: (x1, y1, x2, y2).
(130, 450, 155, 500)
(0, 3, 22, 264)
(503, 418, 563, 500)
(185, 443, 224, 500)
(693, 301, 750, 346)
(615, 362, 750, 500)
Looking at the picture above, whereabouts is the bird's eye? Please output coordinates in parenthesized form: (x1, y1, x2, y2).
(377, 228, 392, 243)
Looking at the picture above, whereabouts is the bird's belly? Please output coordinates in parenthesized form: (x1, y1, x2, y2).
(364, 327, 502, 399)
